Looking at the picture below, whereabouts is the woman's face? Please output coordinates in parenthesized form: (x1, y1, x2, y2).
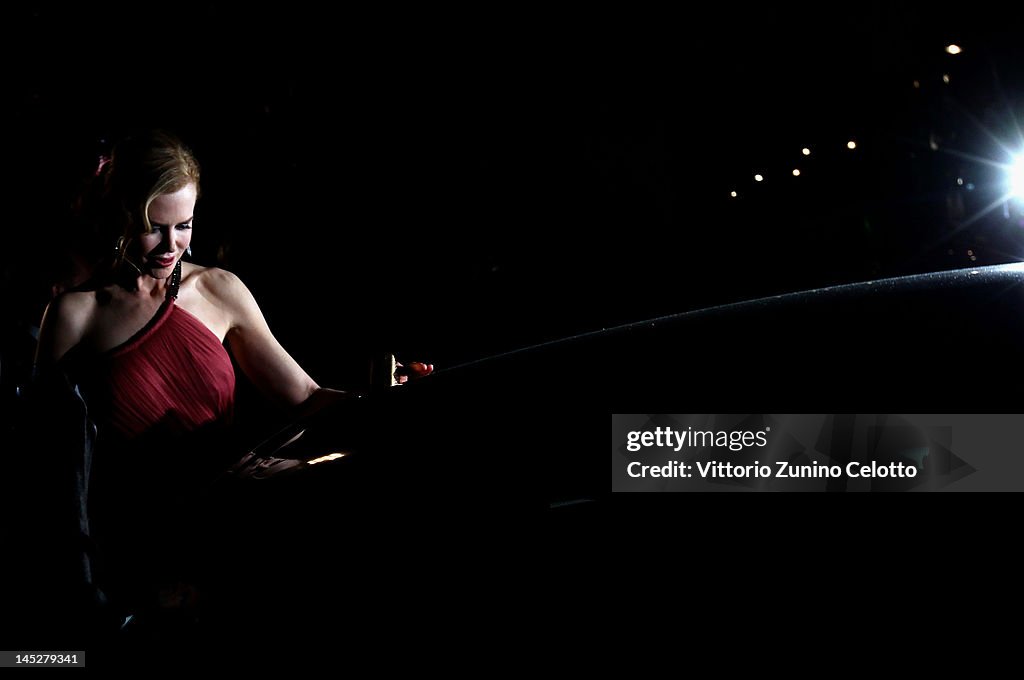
(137, 183, 196, 277)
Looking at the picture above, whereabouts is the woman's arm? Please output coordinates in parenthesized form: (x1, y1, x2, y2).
(213, 269, 322, 409)
(213, 268, 431, 416)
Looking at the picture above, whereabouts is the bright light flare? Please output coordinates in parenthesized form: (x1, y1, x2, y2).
(946, 44, 962, 55)
(1010, 154, 1024, 201)
(951, 150, 1024, 231)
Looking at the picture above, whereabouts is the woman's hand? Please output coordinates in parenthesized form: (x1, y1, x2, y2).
(394, 360, 434, 384)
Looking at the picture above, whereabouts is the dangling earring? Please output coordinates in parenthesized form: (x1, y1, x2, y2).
(185, 245, 192, 259)
(113, 235, 142, 279)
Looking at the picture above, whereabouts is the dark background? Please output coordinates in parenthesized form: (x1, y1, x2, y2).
(3, 1, 1024, 390)
(1, 3, 1022, 658)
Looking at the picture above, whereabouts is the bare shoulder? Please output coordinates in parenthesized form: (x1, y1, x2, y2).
(181, 263, 259, 325)
(182, 263, 249, 299)
(37, 290, 99, 364)
(45, 290, 98, 330)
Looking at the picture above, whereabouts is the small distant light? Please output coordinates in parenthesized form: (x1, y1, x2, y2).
(966, 182, 975, 190)
(730, 191, 738, 198)
(946, 44, 962, 55)
(847, 140, 857, 150)
(968, 249, 974, 256)
(802, 147, 811, 156)
(956, 177, 964, 185)
(947, 249, 954, 255)
(912, 80, 921, 89)
(942, 74, 950, 84)
(792, 168, 801, 176)
(970, 255, 977, 261)
(754, 174, 764, 182)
